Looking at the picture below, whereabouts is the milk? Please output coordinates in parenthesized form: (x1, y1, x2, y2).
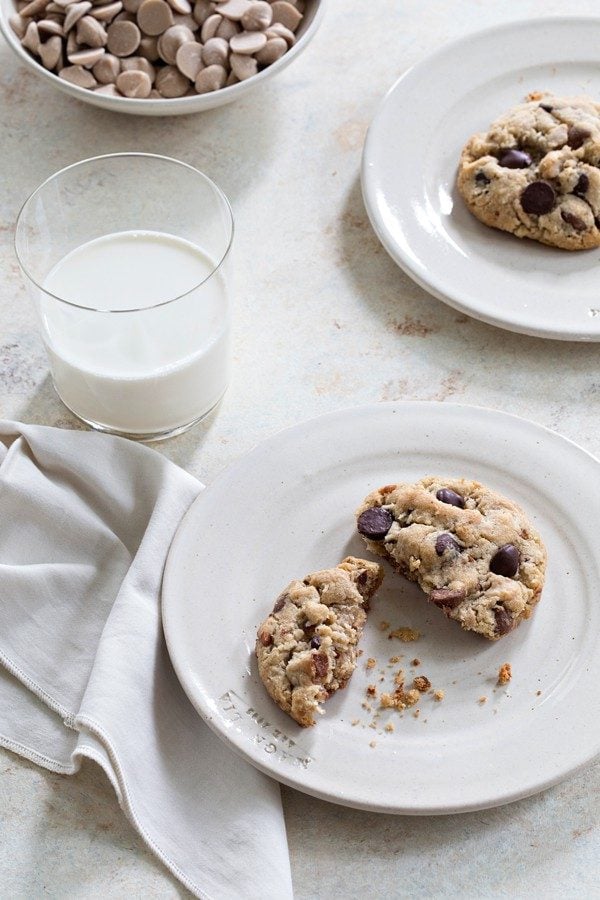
(41, 230, 231, 436)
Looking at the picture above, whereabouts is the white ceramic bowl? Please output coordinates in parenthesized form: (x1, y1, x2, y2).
(0, 0, 324, 115)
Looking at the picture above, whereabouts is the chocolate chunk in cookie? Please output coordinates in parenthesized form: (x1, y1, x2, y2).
(256, 557, 384, 727)
(573, 173, 589, 196)
(458, 94, 600, 250)
(499, 149, 532, 169)
(435, 533, 461, 555)
(356, 477, 547, 641)
(436, 487, 465, 508)
(521, 181, 555, 215)
(490, 543, 520, 577)
(357, 506, 393, 540)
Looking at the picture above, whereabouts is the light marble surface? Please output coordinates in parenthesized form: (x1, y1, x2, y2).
(1, 1, 600, 897)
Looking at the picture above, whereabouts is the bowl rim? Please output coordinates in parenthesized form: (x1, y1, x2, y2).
(0, 0, 325, 111)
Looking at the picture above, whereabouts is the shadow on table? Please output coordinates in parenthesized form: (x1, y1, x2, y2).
(282, 757, 600, 898)
(1, 750, 192, 898)
(0, 63, 284, 210)
(9, 372, 218, 475)
(337, 175, 600, 407)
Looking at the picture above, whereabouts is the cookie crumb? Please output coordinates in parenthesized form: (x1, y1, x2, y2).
(413, 675, 431, 692)
(433, 690, 444, 702)
(379, 620, 390, 631)
(369, 741, 377, 748)
(411, 658, 421, 667)
(358, 649, 364, 657)
(402, 688, 420, 707)
(366, 657, 376, 669)
(497, 663, 512, 685)
(536, 690, 542, 696)
(388, 655, 402, 664)
(366, 684, 377, 698)
(478, 696, 487, 705)
(351, 718, 360, 726)
(384, 721, 394, 733)
(389, 627, 420, 642)
(361, 702, 373, 712)
(393, 669, 405, 686)
(380, 687, 419, 710)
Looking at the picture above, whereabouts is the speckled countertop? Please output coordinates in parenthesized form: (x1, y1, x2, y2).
(1, 1, 600, 897)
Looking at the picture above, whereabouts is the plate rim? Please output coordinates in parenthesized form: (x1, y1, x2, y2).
(162, 401, 600, 814)
(361, 14, 600, 342)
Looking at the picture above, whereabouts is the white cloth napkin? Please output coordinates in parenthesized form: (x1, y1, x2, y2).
(0, 421, 292, 900)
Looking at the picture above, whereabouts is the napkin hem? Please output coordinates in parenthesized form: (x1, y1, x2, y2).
(76, 712, 209, 900)
(0, 648, 76, 726)
(0, 732, 75, 774)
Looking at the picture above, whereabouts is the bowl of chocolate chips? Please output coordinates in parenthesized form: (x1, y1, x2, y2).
(0, 0, 324, 114)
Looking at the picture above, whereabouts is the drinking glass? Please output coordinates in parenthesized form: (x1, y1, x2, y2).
(15, 153, 234, 441)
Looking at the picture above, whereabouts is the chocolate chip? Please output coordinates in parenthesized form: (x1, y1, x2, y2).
(436, 488, 465, 508)
(539, 102, 553, 112)
(494, 606, 514, 636)
(561, 210, 587, 232)
(429, 587, 466, 609)
(272, 592, 287, 613)
(573, 173, 589, 196)
(312, 652, 328, 678)
(490, 543, 520, 577)
(310, 635, 321, 649)
(521, 181, 555, 215)
(475, 171, 490, 186)
(357, 506, 393, 540)
(498, 149, 532, 169)
(567, 125, 591, 150)
(435, 533, 461, 556)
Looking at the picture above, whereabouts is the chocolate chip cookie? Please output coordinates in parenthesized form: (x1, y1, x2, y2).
(256, 557, 384, 727)
(356, 478, 546, 641)
(458, 93, 600, 249)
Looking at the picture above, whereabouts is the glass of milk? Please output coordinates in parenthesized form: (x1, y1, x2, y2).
(15, 153, 234, 441)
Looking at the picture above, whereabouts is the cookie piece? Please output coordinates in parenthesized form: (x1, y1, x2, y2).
(256, 557, 384, 727)
(356, 477, 546, 640)
(458, 94, 600, 250)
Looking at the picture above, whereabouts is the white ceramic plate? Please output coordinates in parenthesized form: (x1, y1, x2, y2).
(361, 17, 600, 341)
(162, 402, 600, 813)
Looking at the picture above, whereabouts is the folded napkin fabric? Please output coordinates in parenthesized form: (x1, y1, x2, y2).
(0, 421, 292, 900)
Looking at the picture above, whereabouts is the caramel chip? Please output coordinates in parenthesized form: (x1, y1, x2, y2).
(106, 18, 141, 54)
(116, 68, 152, 96)
(58, 63, 97, 87)
(137, 0, 173, 35)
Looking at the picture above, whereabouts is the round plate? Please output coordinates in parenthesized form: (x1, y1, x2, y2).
(361, 17, 600, 341)
(162, 402, 600, 813)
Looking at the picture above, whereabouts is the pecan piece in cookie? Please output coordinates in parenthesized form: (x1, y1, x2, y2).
(256, 557, 384, 727)
(356, 477, 547, 641)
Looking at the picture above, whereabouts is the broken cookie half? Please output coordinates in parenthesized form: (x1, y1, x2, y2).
(356, 477, 547, 641)
(256, 557, 384, 727)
